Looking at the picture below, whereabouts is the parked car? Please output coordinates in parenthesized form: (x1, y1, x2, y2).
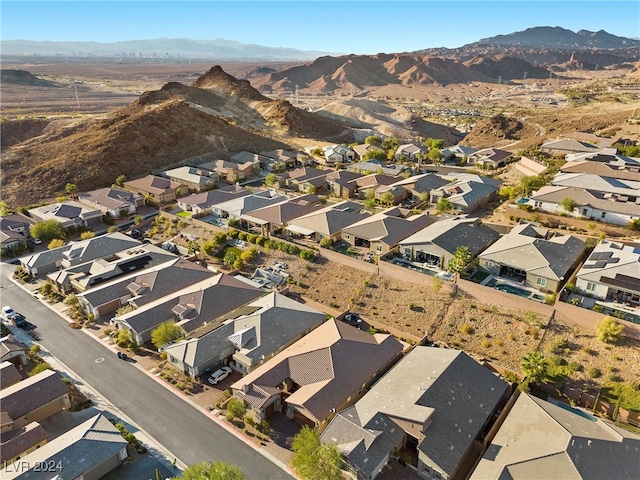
(31, 237, 43, 245)
(129, 229, 144, 240)
(207, 367, 232, 385)
(11, 313, 27, 328)
(2, 306, 16, 319)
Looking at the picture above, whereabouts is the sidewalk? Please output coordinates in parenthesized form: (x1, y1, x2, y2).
(9, 274, 299, 478)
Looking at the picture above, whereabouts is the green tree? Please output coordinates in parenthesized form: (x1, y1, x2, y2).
(151, 320, 184, 349)
(65, 183, 79, 198)
(381, 137, 398, 150)
(363, 198, 376, 211)
(363, 149, 387, 161)
(48, 238, 65, 250)
(28, 362, 53, 377)
(176, 461, 246, 480)
(0, 200, 13, 216)
(264, 173, 278, 187)
(447, 246, 473, 273)
(595, 316, 625, 344)
(31, 219, 65, 242)
(560, 197, 577, 212)
(291, 426, 343, 480)
(520, 175, 545, 196)
(436, 197, 452, 213)
(226, 398, 247, 419)
(187, 240, 200, 257)
(427, 147, 444, 164)
(116, 328, 132, 347)
(223, 250, 237, 266)
(364, 135, 382, 146)
(115, 174, 127, 187)
(626, 219, 640, 231)
(80, 231, 95, 240)
(520, 351, 548, 384)
(423, 138, 444, 149)
(379, 191, 395, 206)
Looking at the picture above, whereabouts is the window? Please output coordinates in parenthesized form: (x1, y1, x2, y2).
(586, 282, 597, 292)
(376, 245, 383, 252)
(582, 209, 588, 216)
(536, 277, 547, 287)
(601, 212, 606, 218)
(344, 234, 350, 240)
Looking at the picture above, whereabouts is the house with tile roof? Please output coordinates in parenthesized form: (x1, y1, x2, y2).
(0, 370, 70, 430)
(28, 201, 102, 230)
(395, 143, 427, 161)
(123, 175, 189, 203)
(0, 230, 27, 254)
(467, 147, 512, 169)
(177, 185, 251, 215)
(441, 145, 478, 163)
(349, 173, 400, 200)
(210, 190, 288, 224)
(390, 173, 450, 203)
(77, 187, 144, 217)
(353, 144, 386, 161)
(20, 232, 143, 277)
(163, 166, 219, 192)
(539, 138, 601, 156)
(471, 393, 640, 480)
(0, 214, 34, 253)
(559, 160, 640, 182)
(526, 185, 639, 227)
(321, 347, 509, 480)
(0, 335, 29, 368)
(231, 319, 403, 431)
(242, 195, 324, 236)
(478, 223, 586, 293)
(285, 201, 369, 243)
(574, 240, 640, 310)
(47, 243, 176, 294)
(399, 216, 500, 268)
(0, 361, 22, 390)
(115, 273, 264, 345)
(165, 292, 327, 378)
(326, 170, 363, 199)
(199, 159, 255, 183)
(342, 208, 435, 255)
(77, 257, 216, 319)
(284, 167, 331, 193)
(430, 174, 500, 214)
(1, 413, 128, 480)
(260, 149, 302, 169)
(564, 149, 640, 166)
(0, 420, 48, 464)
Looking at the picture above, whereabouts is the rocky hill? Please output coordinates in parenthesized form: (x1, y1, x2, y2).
(476, 26, 640, 49)
(0, 66, 355, 208)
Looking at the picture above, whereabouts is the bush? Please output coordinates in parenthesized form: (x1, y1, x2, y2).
(29, 344, 41, 354)
(595, 316, 624, 344)
(28, 362, 52, 377)
(460, 323, 474, 335)
(227, 397, 247, 419)
(300, 250, 317, 262)
(588, 367, 602, 378)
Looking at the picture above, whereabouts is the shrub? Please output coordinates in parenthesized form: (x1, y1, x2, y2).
(103, 328, 112, 337)
(595, 316, 624, 344)
(588, 367, 602, 378)
(460, 323, 474, 335)
(28, 362, 52, 377)
(227, 397, 247, 419)
(299, 250, 317, 262)
(29, 344, 41, 354)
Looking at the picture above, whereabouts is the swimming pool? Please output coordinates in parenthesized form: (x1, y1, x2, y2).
(200, 214, 223, 226)
(555, 402, 597, 422)
(487, 279, 544, 302)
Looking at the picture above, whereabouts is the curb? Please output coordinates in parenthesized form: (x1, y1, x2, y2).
(7, 273, 298, 478)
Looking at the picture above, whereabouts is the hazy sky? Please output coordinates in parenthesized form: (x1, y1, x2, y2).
(2, 1, 639, 54)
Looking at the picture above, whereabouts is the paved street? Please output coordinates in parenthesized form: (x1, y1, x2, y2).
(0, 264, 294, 480)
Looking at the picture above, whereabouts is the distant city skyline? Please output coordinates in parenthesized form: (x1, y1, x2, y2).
(2, 1, 639, 55)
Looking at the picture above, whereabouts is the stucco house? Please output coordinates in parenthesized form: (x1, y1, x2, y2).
(467, 147, 512, 168)
(471, 393, 640, 480)
(430, 174, 500, 214)
(478, 223, 586, 293)
(123, 175, 188, 203)
(0, 335, 28, 368)
(322, 347, 509, 480)
(399, 216, 500, 268)
(28, 201, 102, 230)
(164, 292, 327, 378)
(231, 319, 403, 431)
(286, 201, 368, 243)
(177, 185, 251, 215)
(77, 187, 144, 217)
(395, 143, 427, 161)
(163, 166, 219, 192)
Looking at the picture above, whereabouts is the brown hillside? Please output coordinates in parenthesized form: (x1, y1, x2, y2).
(460, 114, 538, 148)
(464, 54, 551, 80)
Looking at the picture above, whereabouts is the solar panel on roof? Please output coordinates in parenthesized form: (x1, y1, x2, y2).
(593, 261, 608, 269)
(590, 251, 613, 260)
(600, 274, 640, 291)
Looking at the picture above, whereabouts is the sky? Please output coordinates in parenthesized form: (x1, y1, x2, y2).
(2, 1, 639, 55)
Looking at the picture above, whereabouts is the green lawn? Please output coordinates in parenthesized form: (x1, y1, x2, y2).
(468, 269, 490, 284)
(176, 211, 192, 218)
(215, 245, 243, 259)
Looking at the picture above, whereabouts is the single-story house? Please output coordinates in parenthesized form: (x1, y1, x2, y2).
(551, 172, 640, 197)
(285, 167, 331, 193)
(0, 420, 48, 465)
(0, 214, 35, 252)
(0, 230, 27, 254)
(116, 273, 264, 345)
(123, 175, 189, 203)
(441, 145, 477, 162)
(177, 185, 251, 215)
(163, 166, 219, 192)
(77, 187, 144, 217)
(286, 201, 368, 243)
(467, 147, 512, 168)
(348, 160, 410, 177)
(389, 173, 449, 203)
(395, 143, 427, 161)
(526, 185, 639, 227)
(77, 257, 216, 319)
(373, 184, 410, 205)
(430, 174, 500, 213)
(539, 138, 601, 156)
(574, 240, 640, 308)
(559, 160, 640, 182)
(0, 335, 28, 368)
(564, 149, 640, 166)
(349, 173, 398, 200)
(322, 145, 355, 165)
(326, 170, 363, 198)
(1, 413, 129, 480)
(478, 223, 587, 293)
(399, 215, 500, 267)
(322, 347, 509, 480)
(471, 393, 640, 480)
(199, 159, 255, 183)
(241, 195, 323, 236)
(47, 243, 176, 294)
(210, 190, 288, 224)
(341, 207, 435, 255)
(353, 144, 385, 161)
(165, 292, 327, 378)
(28, 201, 102, 230)
(0, 361, 22, 389)
(260, 149, 300, 169)
(231, 319, 403, 431)
(0, 370, 70, 430)
(20, 232, 142, 277)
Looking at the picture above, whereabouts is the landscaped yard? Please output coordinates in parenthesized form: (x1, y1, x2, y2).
(215, 245, 243, 259)
(175, 210, 192, 218)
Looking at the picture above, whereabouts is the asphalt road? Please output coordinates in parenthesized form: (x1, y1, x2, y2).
(0, 265, 293, 480)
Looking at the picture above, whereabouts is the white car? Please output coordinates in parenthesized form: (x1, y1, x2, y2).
(2, 306, 16, 319)
(207, 367, 232, 385)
